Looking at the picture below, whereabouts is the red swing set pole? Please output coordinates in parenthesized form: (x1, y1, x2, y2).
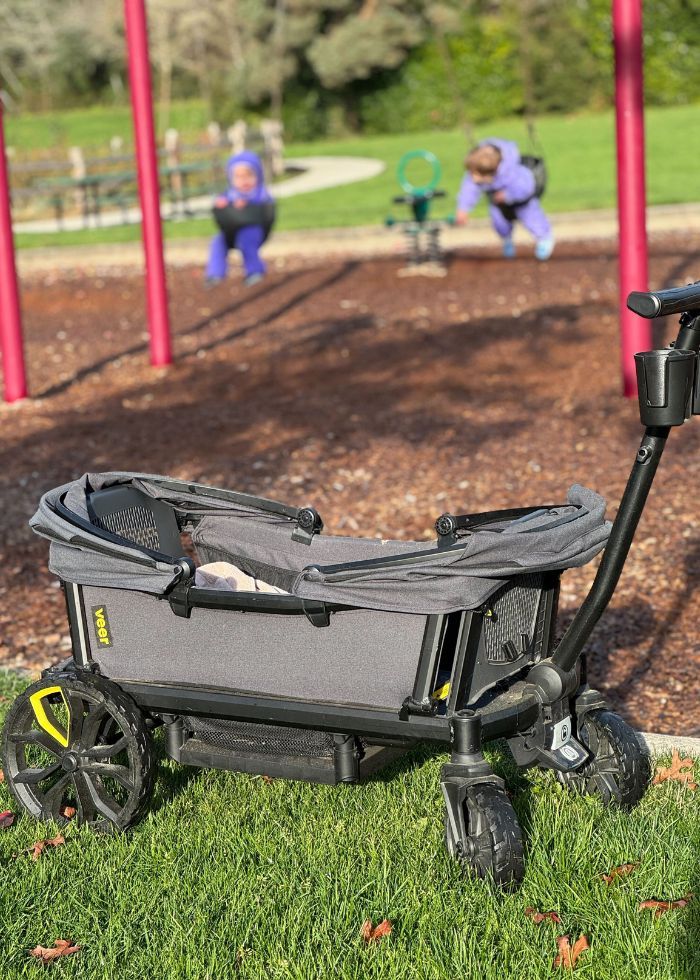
(613, 0, 651, 397)
(0, 99, 27, 404)
(124, 0, 172, 366)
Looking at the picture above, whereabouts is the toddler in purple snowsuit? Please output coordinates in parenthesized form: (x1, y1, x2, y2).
(205, 150, 273, 286)
(456, 139, 553, 260)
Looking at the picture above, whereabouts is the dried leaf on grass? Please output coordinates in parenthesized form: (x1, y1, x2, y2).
(553, 935, 589, 970)
(60, 805, 77, 819)
(261, 775, 274, 785)
(29, 939, 80, 962)
(360, 919, 393, 943)
(0, 768, 4, 782)
(601, 863, 638, 884)
(525, 907, 562, 924)
(639, 894, 694, 917)
(24, 835, 65, 861)
(0, 810, 14, 828)
(652, 750, 697, 789)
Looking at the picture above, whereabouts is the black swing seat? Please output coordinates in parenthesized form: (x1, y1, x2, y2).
(213, 201, 276, 249)
(486, 155, 547, 215)
(519, 154, 547, 199)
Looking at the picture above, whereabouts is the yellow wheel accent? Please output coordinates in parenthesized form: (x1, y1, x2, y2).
(29, 686, 70, 748)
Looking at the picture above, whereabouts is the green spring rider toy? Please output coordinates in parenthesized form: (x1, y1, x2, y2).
(386, 150, 451, 275)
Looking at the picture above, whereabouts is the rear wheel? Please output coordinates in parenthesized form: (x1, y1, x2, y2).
(557, 709, 650, 810)
(2, 672, 155, 832)
(444, 783, 525, 889)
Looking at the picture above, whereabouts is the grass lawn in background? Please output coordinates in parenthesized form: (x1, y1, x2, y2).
(11, 102, 700, 250)
(0, 669, 698, 979)
(4, 100, 211, 153)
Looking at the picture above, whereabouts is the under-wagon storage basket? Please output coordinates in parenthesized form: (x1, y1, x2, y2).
(29, 472, 610, 781)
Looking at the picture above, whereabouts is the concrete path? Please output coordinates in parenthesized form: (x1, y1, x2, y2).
(273, 155, 385, 197)
(640, 732, 700, 757)
(13, 155, 385, 235)
(16, 200, 700, 276)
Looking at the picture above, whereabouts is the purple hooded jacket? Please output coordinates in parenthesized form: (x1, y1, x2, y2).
(221, 150, 273, 205)
(457, 138, 535, 212)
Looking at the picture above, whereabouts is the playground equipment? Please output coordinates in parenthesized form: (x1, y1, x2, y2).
(386, 150, 452, 276)
(0, 100, 26, 403)
(0, 3, 652, 403)
(124, 0, 171, 367)
(6, 278, 699, 886)
(614, 0, 651, 396)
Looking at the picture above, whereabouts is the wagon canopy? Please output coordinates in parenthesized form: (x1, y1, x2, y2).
(30, 472, 611, 615)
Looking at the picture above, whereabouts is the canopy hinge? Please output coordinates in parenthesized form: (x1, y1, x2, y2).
(292, 507, 324, 545)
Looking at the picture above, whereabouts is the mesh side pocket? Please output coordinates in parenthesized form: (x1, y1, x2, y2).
(483, 573, 544, 664)
(184, 716, 336, 758)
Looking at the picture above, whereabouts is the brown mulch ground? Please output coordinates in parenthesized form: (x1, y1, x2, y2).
(1, 235, 700, 735)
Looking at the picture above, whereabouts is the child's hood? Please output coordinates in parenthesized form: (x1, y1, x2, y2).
(227, 150, 265, 186)
(226, 150, 271, 202)
(457, 137, 531, 211)
(479, 138, 521, 180)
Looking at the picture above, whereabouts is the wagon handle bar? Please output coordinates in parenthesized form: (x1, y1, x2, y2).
(627, 280, 700, 319)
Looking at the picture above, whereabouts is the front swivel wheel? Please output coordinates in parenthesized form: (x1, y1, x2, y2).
(444, 782, 525, 889)
(2, 672, 155, 832)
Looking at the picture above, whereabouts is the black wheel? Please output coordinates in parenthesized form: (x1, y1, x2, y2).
(444, 783, 525, 889)
(558, 709, 650, 810)
(2, 672, 155, 832)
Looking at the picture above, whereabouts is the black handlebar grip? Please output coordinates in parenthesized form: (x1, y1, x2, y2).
(627, 281, 700, 318)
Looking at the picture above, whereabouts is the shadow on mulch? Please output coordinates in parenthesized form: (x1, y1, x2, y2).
(1, 308, 595, 502)
(581, 535, 700, 730)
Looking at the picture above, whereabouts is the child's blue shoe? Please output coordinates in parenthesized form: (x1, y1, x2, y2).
(244, 273, 264, 287)
(502, 238, 516, 259)
(535, 237, 554, 261)
(204, 276, 225, 288)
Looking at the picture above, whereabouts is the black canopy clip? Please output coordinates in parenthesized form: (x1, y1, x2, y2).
(168, 582, 192, 619)
(400, 696, 440, 720)
(302, 599, 331, 628)
(167, 558, 196, 619)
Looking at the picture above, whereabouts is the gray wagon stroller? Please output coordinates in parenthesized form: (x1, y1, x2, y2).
(5, 280, 696, 888)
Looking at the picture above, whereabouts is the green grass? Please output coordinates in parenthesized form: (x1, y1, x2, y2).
(10, 101, 700, 250)
(4, 100, 211, 152)
(0, 670, 698, 979)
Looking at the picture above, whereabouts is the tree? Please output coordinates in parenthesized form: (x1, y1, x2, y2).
(0, 0, 123, 110)
(0, 0, 65, 108)
(308, 0, 425, 89)
(424, 1, 474, 141)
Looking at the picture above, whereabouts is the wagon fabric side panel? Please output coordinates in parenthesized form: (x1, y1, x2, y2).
(80, 586, 427, 709)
